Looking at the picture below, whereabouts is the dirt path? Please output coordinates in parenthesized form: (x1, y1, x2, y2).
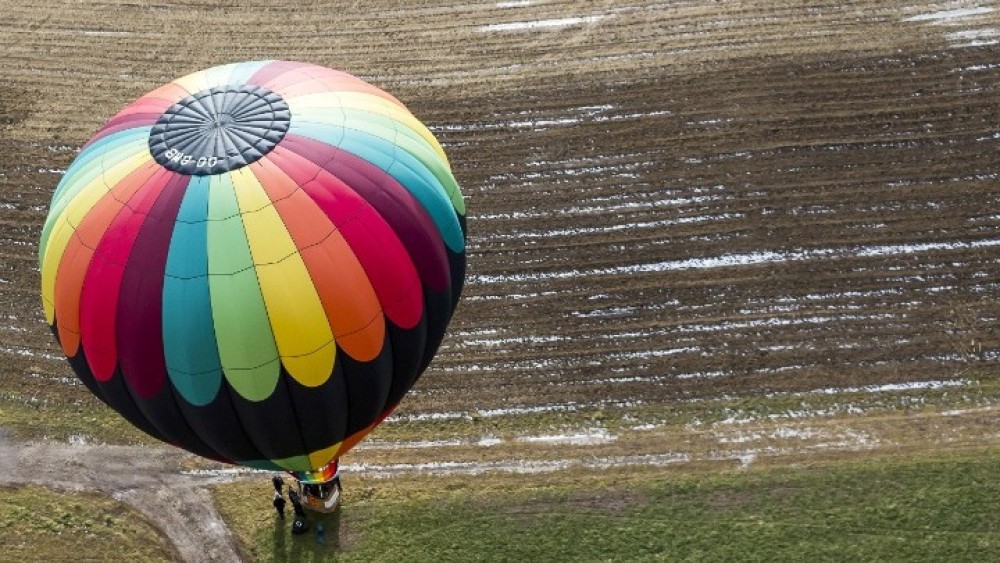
(0, 428, 247, 563)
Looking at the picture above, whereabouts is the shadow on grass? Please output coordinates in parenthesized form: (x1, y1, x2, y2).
(272, 508, 344, 562)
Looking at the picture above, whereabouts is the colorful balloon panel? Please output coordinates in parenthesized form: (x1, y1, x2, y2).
(39, 61, 466, 472)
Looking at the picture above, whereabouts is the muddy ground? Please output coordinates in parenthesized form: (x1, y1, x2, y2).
(1, 0, 999, 560)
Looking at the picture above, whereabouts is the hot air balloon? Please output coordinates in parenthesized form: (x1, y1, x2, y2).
(38, 60, 466, 508)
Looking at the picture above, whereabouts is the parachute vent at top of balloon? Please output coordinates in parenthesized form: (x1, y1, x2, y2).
(39, 61, 467, 473)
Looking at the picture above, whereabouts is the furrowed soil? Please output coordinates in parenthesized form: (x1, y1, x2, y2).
(1, 1, 999, 561)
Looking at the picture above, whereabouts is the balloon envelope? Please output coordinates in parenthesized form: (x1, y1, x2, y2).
(39, 60, 466, 472)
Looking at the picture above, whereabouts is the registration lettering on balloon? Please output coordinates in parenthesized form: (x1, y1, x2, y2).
(38, 60, 467, 481)
(161, 149, 213, 164)
(161, 149, 221, 169)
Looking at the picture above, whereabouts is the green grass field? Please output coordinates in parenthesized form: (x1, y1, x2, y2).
(0, 485, 178, 561)
(213, 449, 1000, 562)
(0, 397, 153, 445)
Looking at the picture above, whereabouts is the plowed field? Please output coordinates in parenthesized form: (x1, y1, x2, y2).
(2, 0, 1000, 473)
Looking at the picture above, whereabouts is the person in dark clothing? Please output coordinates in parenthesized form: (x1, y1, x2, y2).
(273, 491, 286, 519)
(272, 475, 284, 493)
(330, 459, 341, 490)
(289, 488, 306, 518)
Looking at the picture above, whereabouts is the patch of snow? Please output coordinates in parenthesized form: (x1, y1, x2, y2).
(478, 403, 580, 417)
(0, 347, 64, 361)
(469, 239, 1000, 284)
(357, 439, 466, 450)
(945, 27, 1000, 46)
(574, 306, 638, 318)
(461, 334, 570, 348)
(518, 429, 616, 445)
(675, 370, 729, 380)
(479, 14, 610, 32)
(585, 375, 668, 385)
(608, 347, 700, 361)
(76, 30, 132, 36)
(940, 406, 996, 416)
(349, 459, 575, 477)
(488, 213, 743, 241)
(386, 411, 469, 423)
(811, 379, 970, 395)
(182, 467, 268, 477)
(904, 7, 994, 22)
(953, 63, 1000, 72)
(348, 452, 692, 477)
(582, 452, 688, 468)
(715, 426, 875, 445)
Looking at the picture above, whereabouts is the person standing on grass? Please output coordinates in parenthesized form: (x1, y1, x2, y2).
(272, 475, 284, 494)
(273, 490, 287, 520)
(289, 488, 306, 518)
